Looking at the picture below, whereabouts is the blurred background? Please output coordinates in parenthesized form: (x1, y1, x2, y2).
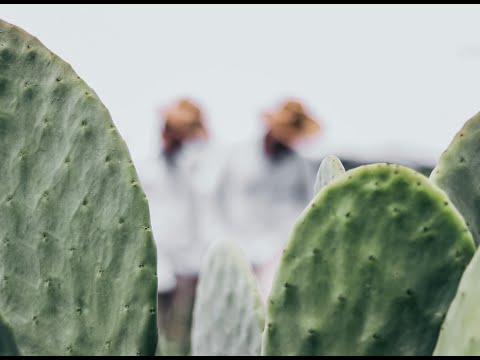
(3, 4, 480, 165)
(3, 4, 480, 355)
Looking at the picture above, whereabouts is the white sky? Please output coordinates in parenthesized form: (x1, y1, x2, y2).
(2, 4, 480, 166)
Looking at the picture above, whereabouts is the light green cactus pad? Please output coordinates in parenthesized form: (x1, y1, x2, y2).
(0, 313, 19, 356)
(0, 19, 157, 355)
(433, 248, 480, 355)
(313, 155, 346, 195)
(191, 239, 265, 356)
(430, 112, 480, 246)
(261, 163, 475, 356)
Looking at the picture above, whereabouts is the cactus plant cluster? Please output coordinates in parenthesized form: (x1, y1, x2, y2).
(192, 114, 480, 355)
(2, 17, 480, 357)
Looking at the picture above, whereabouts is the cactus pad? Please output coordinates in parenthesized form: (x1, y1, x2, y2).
(262, 163, 475, 356)
(430, 112, 480, 246)
(0, 19, 157, 355)
(433, 248, 480, 355)
(313, 155, 346, 195)
(0, 313, 19, 355)
(191, 239, 265, 356)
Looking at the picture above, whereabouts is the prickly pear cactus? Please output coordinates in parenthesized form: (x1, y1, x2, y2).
(430, 112, 480, 246)
(433, 248, 480, 355)
(262, 163, 475, 356)
(0, 19, 157, 355)
(191, 239, 265, 356)
(313, 155, 345, 195)
(0, 314, 19, 356)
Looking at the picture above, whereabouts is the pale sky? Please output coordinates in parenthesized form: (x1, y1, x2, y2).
(2, 4, 480, 166)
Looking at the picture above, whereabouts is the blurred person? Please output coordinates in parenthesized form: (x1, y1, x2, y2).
(138, 98, 219, 355)
(215, 99, 322, 301)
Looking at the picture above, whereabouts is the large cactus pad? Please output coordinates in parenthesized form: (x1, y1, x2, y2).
(262, 163, 475, 356)
(0, 19, 157, 355)
(430, 112, 480, 246)
(191, 239, 265, 356)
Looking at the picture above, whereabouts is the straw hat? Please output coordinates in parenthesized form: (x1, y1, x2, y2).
(161, 98, 208, 140)
(263, 100, 321, 145)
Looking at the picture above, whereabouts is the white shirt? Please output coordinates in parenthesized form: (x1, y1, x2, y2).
(137, 140, 224, 285)
(215, 136, 317, 266)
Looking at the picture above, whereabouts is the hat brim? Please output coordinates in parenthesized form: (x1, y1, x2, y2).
(263, 112, 321, 139)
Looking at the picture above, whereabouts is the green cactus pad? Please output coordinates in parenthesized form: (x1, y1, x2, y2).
(430, 112, 480, 246)
(433, 248, 480, 355)
(191, 239, 265, 356)
(0, 313, 20, 356)
(433, 243, 480, 356)
(261, 163, 475, 356)
(0, 19, 157, 355)
(313, 155, 346, 195)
